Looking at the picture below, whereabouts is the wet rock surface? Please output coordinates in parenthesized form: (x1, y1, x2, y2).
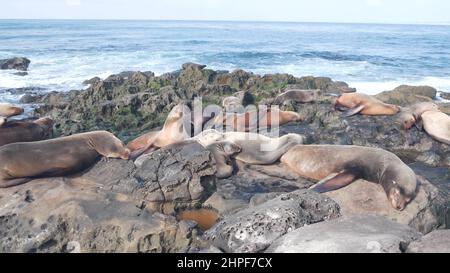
(266, 215, 422, 253)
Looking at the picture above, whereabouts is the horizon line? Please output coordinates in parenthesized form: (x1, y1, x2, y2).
(0, 18, 449, 27)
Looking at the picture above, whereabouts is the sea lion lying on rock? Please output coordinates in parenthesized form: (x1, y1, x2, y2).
(335, 93, 400, 117)
(205, 108, 303, 132)
(0, 117, 54, 147)
(272, 89, 318, 105)
(0, 103, 24, 126)
(0, 131, 130, 188)
(281, 145, 418, 211)
(416, 110, 450, 145)
(195, 130, 305, 165)
(398, 102, 439, 130)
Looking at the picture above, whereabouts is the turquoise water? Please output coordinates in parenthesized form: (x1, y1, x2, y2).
(1, 20, 450, 102)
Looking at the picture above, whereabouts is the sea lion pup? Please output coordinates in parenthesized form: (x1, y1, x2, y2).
(0, 103, 24, 126)
(280, 145, 418, 211)
(0, 117, 54, 147)
(208, 108, 303, 132)
(0, 131, 130, 188)
(334, 93, 400, 117)
(272, 89, 318, 105)
(205, 141, 242, 178)
(195, 130, 305, 165)
(398, 102, 440, 130)
(127, 103, 190, 159)
(416, 110, 450, 145)
(222, 96, 243, 113)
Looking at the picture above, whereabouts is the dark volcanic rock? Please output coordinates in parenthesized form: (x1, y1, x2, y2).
(0, 57, 31, 71)
(266, 215, 422, 253)
(32, 64, 356, 141)
(375, 85, 437, 106)
(441, 92, 450, 100)
(204, 190, 341, 253)
(406, 230, 450, 253)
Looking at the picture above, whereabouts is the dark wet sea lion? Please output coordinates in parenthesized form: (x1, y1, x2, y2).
(0, 117, 54, 147)
(335, 93, 400, 117)
(0, 131, 130, 188)
(272, 89, 318, 105)
(281, 145, 418, 211)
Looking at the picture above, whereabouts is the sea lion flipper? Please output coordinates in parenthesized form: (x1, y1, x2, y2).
(414, 117, 424, 131)
(342, 105, 365, 117)
(310, 171, 359, 193)
(0, 178, 32, 188)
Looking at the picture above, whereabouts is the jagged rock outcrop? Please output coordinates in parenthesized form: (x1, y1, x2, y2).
(204, 190, 341, 253)
(0, 57, 30, 71)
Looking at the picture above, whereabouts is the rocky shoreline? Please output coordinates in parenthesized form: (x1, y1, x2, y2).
(0, 63, 449, 253)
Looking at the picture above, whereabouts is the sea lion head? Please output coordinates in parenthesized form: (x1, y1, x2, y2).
(219, 141, 242, 156)
(284, 133, 306, 145)
(385, 170, 418, 211)
(398, 111, 416, 130)
(194, 129, 224, 147)
(90, 131, 131, 160)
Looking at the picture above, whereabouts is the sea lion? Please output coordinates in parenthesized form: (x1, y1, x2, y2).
(280, 145, 418, 210)
(416, 110, 450, 145)
(222, 96, 243, 113)
(0, 103, 24, 126)
(206, 108, 303, 132)
(128, 104, 190, 159)
(272, 89, 318, 105)
(0, 131, 130, 188)
(196, 130, 305, 165)
(335, 93, 400, 117)
(0, 117, 54, 147)
(398, 102, 440, 130)
(206, 141, 242, 178)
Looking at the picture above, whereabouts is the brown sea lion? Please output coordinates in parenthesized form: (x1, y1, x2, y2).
(0, 117, 54, 147)
(196, 130, 305, 165)
(207, 108, 303, 132)
(335, 93, 400, 117)
(0, 103, 24, 126)
(280, 145, 418, 211)
(398, 102, 439, 130)
(0, 131, 130, 188)
(416, 110, 450, 145)
(128, 104, 190, 159)
(272, 89, 318, 105)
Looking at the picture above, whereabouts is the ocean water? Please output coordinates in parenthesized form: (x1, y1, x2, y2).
(1, 20, 450, 103)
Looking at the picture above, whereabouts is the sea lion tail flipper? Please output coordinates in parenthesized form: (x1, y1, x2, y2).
(310, 171, 359, 193)
(342, 105, 365, 117)
(0, 178, 32, 188)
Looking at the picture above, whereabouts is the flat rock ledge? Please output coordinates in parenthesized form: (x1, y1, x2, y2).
(266, 215, 422, 253)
